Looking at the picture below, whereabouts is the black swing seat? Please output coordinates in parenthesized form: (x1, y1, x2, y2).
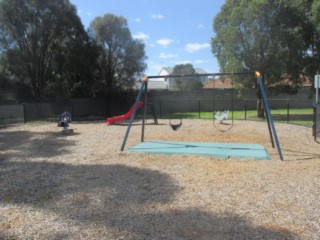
(169, 119, 182, 131)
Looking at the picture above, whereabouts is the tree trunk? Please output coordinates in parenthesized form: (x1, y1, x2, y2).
(257, 97, 265, 118)
(256, 82, 265, 118)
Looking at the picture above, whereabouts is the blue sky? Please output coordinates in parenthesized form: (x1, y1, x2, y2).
(70, 0, 225, 76)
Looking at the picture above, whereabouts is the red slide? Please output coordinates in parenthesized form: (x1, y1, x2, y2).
(106, 101, 144, 125)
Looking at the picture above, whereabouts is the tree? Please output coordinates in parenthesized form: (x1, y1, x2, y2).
(296, 0, 320, 81)
(212, 0, 309, 83)
(211, 0, 313, 117)
(90, 14, 147, 94)
(50, 33, 100, 99)
(172, 64, 203, 91)
(0, 0, 86, 101)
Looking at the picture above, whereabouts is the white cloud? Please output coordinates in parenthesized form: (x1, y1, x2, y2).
(146, 61, 163, 75)
(159, 53, 178, 59)
(194, 59, 205, 64)
(185, 43, 210, 53)
(151, 14, 164, 19)
(134, 18, 141, 23)
(197, 24, 205, 29)
(157, 38, 174, 47)
(133, 32, 150, 41)
(87, 12, 92, 16)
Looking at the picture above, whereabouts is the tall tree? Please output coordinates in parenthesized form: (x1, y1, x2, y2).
(50, 33, 100, 99)
(211, 0, 314, 116)
(211, 0, 306, 86)
(298, 0, 320, 80)
(0, 0, 86, 101)
(90, 14, 147, 94)
(172, 64, 203, 91)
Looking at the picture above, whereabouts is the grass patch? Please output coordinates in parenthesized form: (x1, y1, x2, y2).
(158, 108, 314, 127)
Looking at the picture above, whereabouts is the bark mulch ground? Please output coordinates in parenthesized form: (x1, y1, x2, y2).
(0, 119, 319, 239)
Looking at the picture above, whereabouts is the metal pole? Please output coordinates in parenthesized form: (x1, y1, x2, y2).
(315, 73, 319, 103)
(286, 100, 290, 124)
(120, 79, 146, 151)
(23, 103, 26, 123)
(244, 102, 247, 120)
(141, 81, 148, 142)
(263, 100, 275, 148)
(256, 72, 283, 160)
(146, 71, 255, 79)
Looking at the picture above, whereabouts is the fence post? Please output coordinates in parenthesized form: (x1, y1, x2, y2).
(244, 101, 247, 120)
(70, 101, 73, 119)
(198, 100, 201, 119)
(313, 103, 316, 140)
(159, 100, 162, 118)
(286, 99, 290, 123)
(23, 103, 26, 123)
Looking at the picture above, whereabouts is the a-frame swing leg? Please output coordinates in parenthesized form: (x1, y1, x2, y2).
(263, 102, 275, 148)
(257, 74, 284, 160)
(120, 80, 146, 151)
(141, 81, 148, 142)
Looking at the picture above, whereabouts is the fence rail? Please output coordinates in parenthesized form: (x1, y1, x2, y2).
(0, 98, 315, 125)
(153, 99, 313, 124)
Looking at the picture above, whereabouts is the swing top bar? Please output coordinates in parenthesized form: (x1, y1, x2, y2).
(145, 71, 256, 79)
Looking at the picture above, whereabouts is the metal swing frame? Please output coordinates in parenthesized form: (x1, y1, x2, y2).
(120, 71, 284, 160)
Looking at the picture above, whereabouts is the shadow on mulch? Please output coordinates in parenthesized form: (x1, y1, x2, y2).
(272, 114, 313, 121)
(282, 148, 320, 161)
(0, 161, 298, 239)
(0, 130, 77, 159)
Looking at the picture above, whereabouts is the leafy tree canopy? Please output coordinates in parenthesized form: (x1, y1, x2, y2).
(172, 63, 203, 91)
(211, 0, 320, 91)
(90, 14, 147, 93)
(0, 0, 86, 101)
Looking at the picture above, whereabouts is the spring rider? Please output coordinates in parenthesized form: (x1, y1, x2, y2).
(58, 111, 72, 132)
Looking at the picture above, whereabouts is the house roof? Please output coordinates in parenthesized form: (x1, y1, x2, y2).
(203, 79, 233, 89)
(135, 80, 167, 90)
(194, 68, 208, 74)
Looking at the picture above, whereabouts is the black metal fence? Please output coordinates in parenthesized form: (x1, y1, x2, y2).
(0, 97, 315, 125)
(313, 103, 320, 141)
(153, 99, 313, 119)
(0, 97, 144, 124)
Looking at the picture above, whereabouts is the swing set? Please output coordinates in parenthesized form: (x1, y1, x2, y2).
(166, 74, 235, 132)
(120, 71, 284, 160)
(169, 116, 182, 131)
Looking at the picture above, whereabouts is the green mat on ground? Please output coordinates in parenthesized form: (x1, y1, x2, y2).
(128, 141, 270, 160)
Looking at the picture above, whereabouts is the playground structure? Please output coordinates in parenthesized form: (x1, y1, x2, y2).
(57, 111, 72, 132)
(169, 113, 183, 131)
(213, 109, 233, 132)
(107, 101, 144, 125)
(214, 110, 230, 123)
(120, 71, 284, 160)
(106, 100, 158, 125)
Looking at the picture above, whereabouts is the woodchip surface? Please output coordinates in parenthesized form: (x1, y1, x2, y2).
(0, 119, 320, 240)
